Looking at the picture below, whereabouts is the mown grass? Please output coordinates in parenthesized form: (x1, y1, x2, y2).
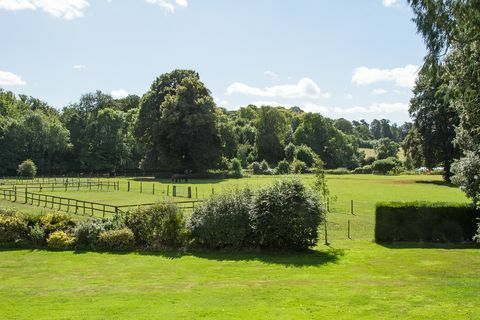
(0, 241, 478, 319)
(0, 174, 477, 319)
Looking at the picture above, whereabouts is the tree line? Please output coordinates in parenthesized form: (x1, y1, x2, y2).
(0, 70, 412, 176)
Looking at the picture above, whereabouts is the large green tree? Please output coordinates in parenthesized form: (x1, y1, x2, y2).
(136, 70, 222, 172)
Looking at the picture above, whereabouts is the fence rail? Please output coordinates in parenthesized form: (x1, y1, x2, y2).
(0, 188, 203, 218)
(0, 181, 119, 192)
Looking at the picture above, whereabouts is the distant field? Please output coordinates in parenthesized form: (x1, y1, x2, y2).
(359, 147, 406, 161)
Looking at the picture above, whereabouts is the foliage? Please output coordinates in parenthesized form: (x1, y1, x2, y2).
(294, 144, 317, 167)
(372, 157, 400, 174)
(255, 106, 288, 164)
(188, 190, 252, 248)
(0, 209, 29, 243)
(260, 160, 269, 172)
(74, 220, 106, 249)
(250, 179, 324, 250)
(375, 202, 479, 242)
(353, 165, 372, 174)
(374, 138, 399, 160)
(291, 159, 307, 174)
(229, 158, 243, 178)
(125, 203, 187, 248)
(249, 161, 262, 175)
(40, 212, 76, 236)
(136, 70, 222, 172)
(284, 143, 296, 162)
(312, 159, 329, 203)
(17, 159, 37, 178)
(96, 228, 135, 251)
(276, 160, 290, 174)
(47, 231, 75, 250)
(451, 152, 480, 208)
(29, 223, 46, 246)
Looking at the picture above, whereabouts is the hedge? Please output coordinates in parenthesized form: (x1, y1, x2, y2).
(375, 202, 479, 243)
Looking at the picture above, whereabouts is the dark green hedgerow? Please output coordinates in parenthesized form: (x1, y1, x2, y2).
(375, 202, 479, 243)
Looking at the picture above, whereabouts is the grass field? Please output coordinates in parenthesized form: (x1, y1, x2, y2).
(0, 174, 478, 319)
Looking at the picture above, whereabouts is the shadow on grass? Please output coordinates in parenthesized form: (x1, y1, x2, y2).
(378, 242, 478, 249)
(415, 180, 458, 188)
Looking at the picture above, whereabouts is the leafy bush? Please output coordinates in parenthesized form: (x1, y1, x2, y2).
(0, 209, 29, 243)
(372, 157, 400, 174)
(324, 168, 351, 175)
(363, 156, 376, 166)
(40, 212, 76, 236)
(375, 202, 479, 243)
(260, 160, 269, 172)
(284, 143, 296, 162)
(17, 159, 37, 178)
(96, 228, 135, 251)
(250, 179, 324, 250)
(47, 230, 75, 250)
(188, 190, 252, 249)
(294, 145, 317, 167)
(125, 203, 186, 248)
(452, 151, 480, 207)
(291, 159, 307, 174)
(276, 160, 290, 174)
(229, 158, 243, 178)
(29, 223, 46, 246)
(353, 165, 372, 174)
(374, 138, 400, 160)
(249, 161, 262, 175)
(74, 220, 106, 249)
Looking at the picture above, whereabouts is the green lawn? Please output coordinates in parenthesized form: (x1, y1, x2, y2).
(0, 174, 477, 319)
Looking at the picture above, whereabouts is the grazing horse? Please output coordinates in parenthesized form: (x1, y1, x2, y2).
(171, 174, 188, 183)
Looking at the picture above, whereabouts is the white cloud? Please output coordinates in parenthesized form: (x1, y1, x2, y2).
(0, 70, 26, 86)
(302, 102, 330, 115)
(352, 64, 419, 88)
(372, 88, 388, 95)
(226, 78, 330, 99)
(145, 0, 187, 13)
(345, 94, 353, 100)
(73, 64, 86, 70)
(382, 0, 400, 7)
(0, 0, 89, 19)
(213, 96, 229, 107)
(111, 89, 129, 99)
(333, 102, 408, 114)
(264, 70, 279, 80)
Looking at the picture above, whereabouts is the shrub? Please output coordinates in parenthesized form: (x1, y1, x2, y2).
(40, 212, 76, 236)
(249, 161, 262, 175)
(47, 230, 75, 250)
(375, 202, 479, 243)
(29, 223, 46, 246)
(74, 220, 106, 249)
(284, 143, 296, 162)
(363, 156, 376, 166)
(125, 203, 186, 248)
(0, 209, 29, 243)
(324, 168, 351, 175)
(372, 157, 400, 174)
(452, 151, 480, 207)
(188, 190, 252, 249)
(260, 160, 269, 172)
(250, 179, 324, 250)
(291, 159, 307, 174)
(294, 145, 317, 167)
(374, 138, 400, 160)
(17, 159, 37, 178)
(96, 228, 135, 251)
(276, 160, 290, 174)
(353, 165, 372, 174)
(229, 158, 243, 178)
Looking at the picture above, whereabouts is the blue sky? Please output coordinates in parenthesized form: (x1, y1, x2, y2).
(0, 0, 425, 123)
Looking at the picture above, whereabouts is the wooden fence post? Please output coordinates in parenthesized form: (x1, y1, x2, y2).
(351, 200, 354, 215)
(348, 220, 351, 239)
(140, 182, 143, 193)
(152, 183, 155, 195)
(324, 219, 329, 245)
(128, 181, 130, 192)
(188, 186, 192, 198)
(195, 187, 198, 199)
(167, 185, 169, 196)
(24, 186, 28, 204)
(14, 186, 17, 202)
(173, 186, 177, 197)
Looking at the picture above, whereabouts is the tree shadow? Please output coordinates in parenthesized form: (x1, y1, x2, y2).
(134, 247, 345, 267)
(415, 180, 458, 188)
(0, 244, 345, 267)
(378, 242, 478, 249)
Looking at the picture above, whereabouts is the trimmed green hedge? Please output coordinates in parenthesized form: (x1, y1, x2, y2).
(375, 202, 479, 243)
